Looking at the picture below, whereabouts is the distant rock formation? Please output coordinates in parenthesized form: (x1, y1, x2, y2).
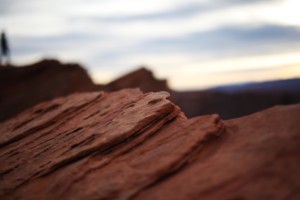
(0, 89, 299, 200)
(0, 61, 169, 122)
(174, 89, 300, 119)
(1, 59, 300, 122)
(0, 59, 98, 122)
(104, 67, 170, 93)
(211, 78, 300, 93)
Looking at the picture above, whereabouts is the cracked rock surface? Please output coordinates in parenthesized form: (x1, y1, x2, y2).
(0, 89, 299, 200)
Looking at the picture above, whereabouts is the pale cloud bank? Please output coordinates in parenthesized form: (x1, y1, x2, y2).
(1, 0, 300, 89)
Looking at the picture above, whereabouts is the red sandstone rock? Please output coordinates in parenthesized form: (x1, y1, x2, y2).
(0, 89, 181, 198)
(0, 59, 99, 122)
(104, 67, 169, 93)
(0, 61, 169, 122)
(134, 104, 300, 200)
(0, 89, 299, 200)
(1, 60, 300, 123)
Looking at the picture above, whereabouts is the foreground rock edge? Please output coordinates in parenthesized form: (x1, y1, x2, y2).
(0, 89, 299, 200)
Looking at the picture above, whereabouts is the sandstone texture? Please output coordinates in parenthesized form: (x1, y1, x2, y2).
(0, 89, 299, 200)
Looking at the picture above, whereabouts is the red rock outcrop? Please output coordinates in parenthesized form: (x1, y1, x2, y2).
(0, 89, 299, 200)
(2, 59, 300, 123)
(0, 59, 99, 122)
(0, 61, 169, 122)
(104, 67, 170, 93)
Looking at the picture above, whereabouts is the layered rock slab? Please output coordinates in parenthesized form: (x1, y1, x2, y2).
(134, 104, 300, 200)
(0, 89, 225, 200)
(0, 89, 182, 197)
(0, 89, 300, 200)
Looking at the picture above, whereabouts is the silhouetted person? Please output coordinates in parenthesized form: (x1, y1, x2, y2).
(1, 31, 10, 66)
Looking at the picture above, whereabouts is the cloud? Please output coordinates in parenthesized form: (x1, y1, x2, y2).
(1, 0, 300, 89)
(134, 24, 300, 57)
(0, 0, 17, 15)
(88, 0, 279, 22)
(10, 23, 300, 80)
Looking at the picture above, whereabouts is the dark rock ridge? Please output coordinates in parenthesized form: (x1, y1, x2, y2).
(174, 89, 300, 119)
(0, 89, 299, 200)
(0, 59, 98, 122)
(0, 60, 168, 122)
(1, 59, 300, 122)
(211, 78, 300, 93)
(104, 67, 169, 93)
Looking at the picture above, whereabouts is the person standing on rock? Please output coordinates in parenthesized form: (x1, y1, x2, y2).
(1, 31, 10, 66)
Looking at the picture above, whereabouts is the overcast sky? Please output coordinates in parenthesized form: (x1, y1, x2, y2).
(1, 0, 300, 90)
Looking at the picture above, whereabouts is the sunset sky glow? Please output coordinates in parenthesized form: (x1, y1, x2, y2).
(1, 0, 300, 90)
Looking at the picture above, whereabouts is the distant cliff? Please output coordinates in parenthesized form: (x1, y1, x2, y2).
(1, 59, 300, 122)
(0, 60, 169, 122)
(0, 59, 100, 121)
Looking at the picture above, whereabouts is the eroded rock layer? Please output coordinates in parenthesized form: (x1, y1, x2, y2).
(0, 89, 299, 200)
